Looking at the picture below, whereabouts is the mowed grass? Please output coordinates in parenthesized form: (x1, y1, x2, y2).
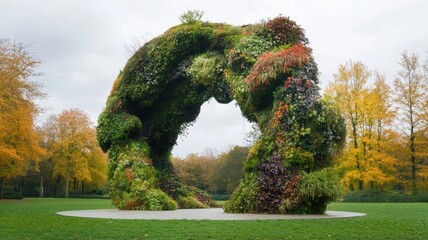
(0, 198, 427, 239)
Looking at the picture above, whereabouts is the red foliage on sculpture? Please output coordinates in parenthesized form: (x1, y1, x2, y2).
(245, 43, 309, 90)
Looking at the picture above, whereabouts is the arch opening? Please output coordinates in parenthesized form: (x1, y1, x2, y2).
(172, 98, 251, 158)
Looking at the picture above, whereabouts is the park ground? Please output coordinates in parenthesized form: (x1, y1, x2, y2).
(0, 198, 427, 239)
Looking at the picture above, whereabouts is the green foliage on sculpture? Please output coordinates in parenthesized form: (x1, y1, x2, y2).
(107, 140, 175, 210)
(97, 14, 346, 213)
(225, 77, 346, 213)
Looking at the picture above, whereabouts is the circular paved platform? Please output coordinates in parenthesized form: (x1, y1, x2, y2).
(57, 208, 365, 220)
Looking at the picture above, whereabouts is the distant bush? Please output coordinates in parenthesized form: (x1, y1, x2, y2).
(209, 193, 231, 201)
(177, 196, 207, 209)
(69, 194, 111, 199)
(343, 189, 428, 202)
(93, 188, 108, 195)
(2, 189, 23, 199)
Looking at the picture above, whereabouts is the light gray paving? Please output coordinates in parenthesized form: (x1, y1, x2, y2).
(57, 208, 366, 220)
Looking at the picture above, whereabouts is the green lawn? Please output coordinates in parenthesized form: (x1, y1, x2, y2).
(0, 198, 426, 239)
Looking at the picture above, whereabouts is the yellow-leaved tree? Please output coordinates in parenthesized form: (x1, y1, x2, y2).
(48, 109, 107, 198)
(393, 51, 428, 193)
(326, 60, 370, 190)
(358, 73, 396, 189)
(418, 96, 428, 191)
(0, 39, 45, 199)
(327, 60, 397, 191)
(37, 122, 56, 197)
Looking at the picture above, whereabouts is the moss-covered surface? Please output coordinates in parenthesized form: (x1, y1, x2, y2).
(97, 15, 345, 213)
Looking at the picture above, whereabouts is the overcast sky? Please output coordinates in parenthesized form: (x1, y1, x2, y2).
(1, 0, 427, 158)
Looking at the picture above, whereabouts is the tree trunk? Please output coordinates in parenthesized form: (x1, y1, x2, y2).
(20, 178, 23, 197)
(352, 120, 363, 190)
(56, 176, 61, 197)
(65, 165, 70, 198)
(377, 119, 382, 153)
(0, 177, 4, 199)
(410, 105, 417, 194)
(39, 175, 44, 198)
(410, 134, 417, 194)
(81, 181, 84, 194)
(73, 177, 77, 194)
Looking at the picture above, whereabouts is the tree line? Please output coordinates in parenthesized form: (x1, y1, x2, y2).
(173, 146, 248, 197)
(327, 51, 428, 194)
(0, 39, 106, 199)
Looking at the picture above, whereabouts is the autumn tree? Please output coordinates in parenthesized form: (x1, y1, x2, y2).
(327, 60, 370, 190)
(173, 146, 248, 195)
(359, 73, 396, 189)
(419, 90, 428, 191)
(173, 153, 215, 191)
(0, 39, 45, 199)
(209, 146, 248, 194)
(36, 122, 56, 197)
(372, 73, 395, 151)
(49, 109, 107, 198)
(393, 51, 428, 194)
(327, 60, 399, 191)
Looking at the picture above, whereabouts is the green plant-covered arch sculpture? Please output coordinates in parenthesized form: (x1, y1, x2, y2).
(97, 15, 346, 213)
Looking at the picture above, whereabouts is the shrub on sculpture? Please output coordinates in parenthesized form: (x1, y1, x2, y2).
(97, 14, 346, 213)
